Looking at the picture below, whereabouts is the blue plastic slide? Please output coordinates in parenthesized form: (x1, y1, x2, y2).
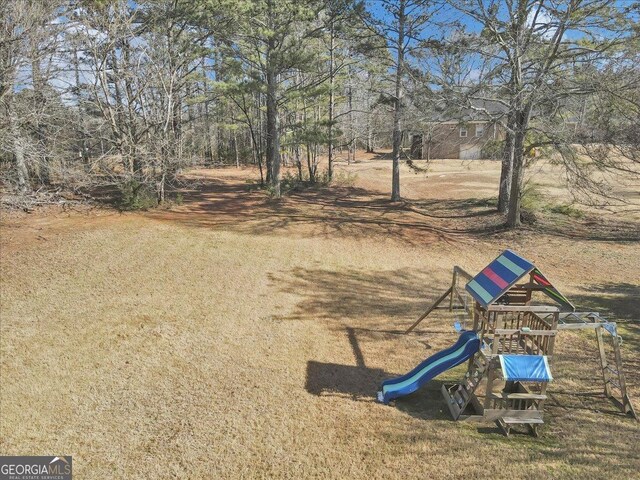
(377, 330, 480, 404)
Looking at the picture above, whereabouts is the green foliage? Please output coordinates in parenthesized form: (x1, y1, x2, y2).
(521, 182, 584, 219)
(548, 203, 584, 219)
(481, 139, 503, 160)
(262, 168, 356, 197)
(520, 183, 545, 211)
(330, 171, 357, 187)
(118, 179, 158, 211)
(280, 171, 307, 193)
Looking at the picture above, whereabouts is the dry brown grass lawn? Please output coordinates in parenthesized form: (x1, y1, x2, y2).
(1, 153, 639, 479)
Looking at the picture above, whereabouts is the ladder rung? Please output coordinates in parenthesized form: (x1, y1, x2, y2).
(605, 366, 619, 375)
(465, 378, 478, 390)
(501, 416, 544, 425)
(458, 385, 470, 401)
(489, 392, 547, 400)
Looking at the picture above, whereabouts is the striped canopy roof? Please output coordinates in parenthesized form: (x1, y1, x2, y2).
(465, 250, 574, 310)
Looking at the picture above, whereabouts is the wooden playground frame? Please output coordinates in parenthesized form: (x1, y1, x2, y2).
(405, 266, 473, 334)
(406, 265, 637, 435)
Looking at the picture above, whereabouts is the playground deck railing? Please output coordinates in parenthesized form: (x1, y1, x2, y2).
(475, 306, 558, 357)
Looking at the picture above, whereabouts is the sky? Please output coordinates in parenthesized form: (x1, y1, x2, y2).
(15, 0, 639, 101)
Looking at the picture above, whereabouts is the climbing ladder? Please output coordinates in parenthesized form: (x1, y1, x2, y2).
(442, 350, 487, 420)
(596, 324, 637, 419)
(542, 311, 638, 420)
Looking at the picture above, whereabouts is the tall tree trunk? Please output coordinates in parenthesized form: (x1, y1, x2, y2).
(498, 120, 514, 213)
(391, 1, 406, 202)
(110, 50, 130, 173)
(213, 40, 224, 164)
(306, 143, 315, 183)
(266, 59, 280, 196)
(8, 100, 30, 193)
(31, 55, 50, 185)
(202, 60, 213, 165)
(258, 92, 270, 183)
(295, 145, 302, 181)
(233, 130, 239, 168)
(73, 43, 90, 172)
(327, 18, 335, 180)
(506, 108, 531, 227)
(348, 66, 355, 163)
(265, 0, 281, 196)
(366, 74, 375, 153)
(121, 39, 143, 176)
(3, 58, 30, 192)
(366, 106, 374, 153)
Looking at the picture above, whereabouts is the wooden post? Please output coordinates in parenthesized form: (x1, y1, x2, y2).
(484, 358, 497, 411)
(546, 311, 558, 367)
(404, 287, 452, 334)
(595, 326, 612, 398)
(482, 334, 501, 410)
(525, 271, 535, 305)
(466, 302, 482, 374)
(449, 269, 457, 311)
(611, 334, 638, 420)
(472, 302, 480, 332)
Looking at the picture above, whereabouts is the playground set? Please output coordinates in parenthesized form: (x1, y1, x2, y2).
(377, 250, 637, 436)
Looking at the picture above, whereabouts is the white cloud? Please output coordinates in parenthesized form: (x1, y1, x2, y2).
(527, 3, 557, 40)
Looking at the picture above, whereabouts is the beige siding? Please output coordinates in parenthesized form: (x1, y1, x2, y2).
(412, 122, 504, 160)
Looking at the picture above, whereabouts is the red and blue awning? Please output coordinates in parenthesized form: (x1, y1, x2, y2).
(530, 268, 575, 311)
(465, 250, 574, 310)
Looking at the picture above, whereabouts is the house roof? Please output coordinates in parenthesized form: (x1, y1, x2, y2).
(425, 99, 509, 124)
(465, 250, 575, 311)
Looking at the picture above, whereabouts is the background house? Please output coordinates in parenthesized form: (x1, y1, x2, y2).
(408, 101, 507, 160)
(410, 121, 504, 160)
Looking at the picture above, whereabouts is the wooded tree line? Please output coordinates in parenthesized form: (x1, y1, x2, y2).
(1, 0, 638, 226)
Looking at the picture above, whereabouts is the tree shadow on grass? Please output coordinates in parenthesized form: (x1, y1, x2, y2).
(305, 327, 454, 421)
(568, 282, 640, 377)
(143, 170, 640, 243)
(268, 267, 455, 335)
(305, 327, 396, 403)
(532, 215, 640, 242)
(144, 171, 476, 240)
(146, 176, 472, 245)
(305, 360, 386, 402)
(304, 359, 452, 420)
(571, 282, 640, 321)
(545, 391, 632, 417)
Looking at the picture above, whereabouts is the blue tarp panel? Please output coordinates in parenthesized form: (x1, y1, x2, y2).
(603, 323, 618, 337)
(499, 355, 552, 382)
